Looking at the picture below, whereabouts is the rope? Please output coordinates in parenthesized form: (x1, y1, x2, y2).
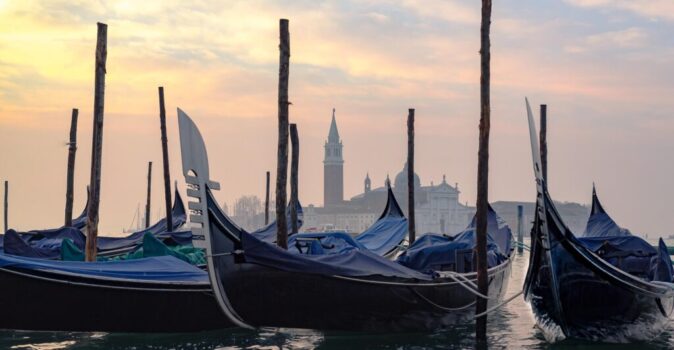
(439, 273, 494, 300)
(470, 290, 524, 320)
(511, 241, 531, 251)
(437, 270, 478, 289)
(412, 289, 476, 311)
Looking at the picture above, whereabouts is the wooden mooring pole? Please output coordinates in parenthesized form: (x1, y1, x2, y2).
(85, 22, 108, 262)
(64, 108, 79, 227)
(539, 104, 548, 183)
(475, 0, 492, 343)
(145, 161, 152, 228)
(158, 87, 173, 232)
(265, 171, 270, 225)
(407, 108, 416, 244)
(517, 205, 524, 254)
(3, 181, 7, 232)
(275, 18, 290, 249)
(289, 124, 299, 235)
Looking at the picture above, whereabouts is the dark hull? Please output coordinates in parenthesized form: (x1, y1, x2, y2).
(522, 101, 674, 342)
(217, 255, 512, 332)
(528, 245, 673, 342)
(524, 193, 674, 342)
(0, 267, 230, 332)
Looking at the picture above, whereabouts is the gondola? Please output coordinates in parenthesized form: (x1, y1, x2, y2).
(2, 190, 190, 260)
(178, 108, 514, 331)
(581, 185, 632, 238)
(95, 190, 189, 257)
(522, 98, 674, 342)
(0, 189, 89, 250)
(351, 185, 408, 257)
(0, 252, 229, 332)
(286, 185, 408, 259)
(250, 200, 304, 242)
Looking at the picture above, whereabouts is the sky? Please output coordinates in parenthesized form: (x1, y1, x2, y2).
(0, 0, 673, 236)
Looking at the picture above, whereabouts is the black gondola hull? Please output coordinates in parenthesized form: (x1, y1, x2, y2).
(216, 256, 512, 332)
(0, 267, 230, 332)
(527, 236, 674, 342)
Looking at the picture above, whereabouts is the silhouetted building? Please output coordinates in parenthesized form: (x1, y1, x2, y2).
(306, 111, 473, 234)
(323, 108, 344, 207)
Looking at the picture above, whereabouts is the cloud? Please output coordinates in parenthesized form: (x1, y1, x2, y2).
(565, 0, 674, 21)
(586, 27, 648, 47)
(565, 27, 649, 53)
(0, 0, 673, 235)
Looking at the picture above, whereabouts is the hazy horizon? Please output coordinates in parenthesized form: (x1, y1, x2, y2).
(1, 1, 673, 236)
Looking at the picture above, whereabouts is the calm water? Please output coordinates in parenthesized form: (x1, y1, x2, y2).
(2, 250, 673, 350)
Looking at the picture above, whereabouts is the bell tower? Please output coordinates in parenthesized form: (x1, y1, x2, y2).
(364, 173, 371, 193)
(324, 108, 344, 207)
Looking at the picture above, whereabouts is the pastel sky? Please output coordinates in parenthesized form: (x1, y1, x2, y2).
(0, 0, 673, 235)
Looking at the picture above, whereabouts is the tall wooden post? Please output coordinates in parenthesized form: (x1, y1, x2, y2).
(145, 161, 152, 228)
(407, 108, 416, 244)
(158, 87, 173, 232)
(265, 171, 270, 225)
(85, 22, 108, 262)
(517, 205, 524, 254)
(539, 104, 548, 183)
(275, 18, 290, 249)
(475, 0, 492, 342)
(3, 181, 7, 232)
(64, 108, 79, 227)
(289, 124, 299, 234)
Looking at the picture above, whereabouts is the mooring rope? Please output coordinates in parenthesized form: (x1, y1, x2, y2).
(412, 289, 476, 311)
(440, 272, 495, 300)
(470, 290, 524, 320)
(511, 241, 531, 251)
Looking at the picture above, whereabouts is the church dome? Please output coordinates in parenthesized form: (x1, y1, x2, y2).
(394, 162, 421, 190)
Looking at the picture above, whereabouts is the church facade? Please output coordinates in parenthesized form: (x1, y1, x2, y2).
(303, 110, 475, 235)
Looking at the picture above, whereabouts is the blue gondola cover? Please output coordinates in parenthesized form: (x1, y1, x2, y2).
(251, 200, 303, 243)
(396, 206, 511, 273)
(0, 253, 208, 283)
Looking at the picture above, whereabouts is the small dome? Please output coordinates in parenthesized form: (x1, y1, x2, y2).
(394, 162, 421, 190)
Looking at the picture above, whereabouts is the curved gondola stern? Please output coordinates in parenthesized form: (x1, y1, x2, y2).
(378, 186, 405, 220)
(177, 108, 253, 329)
(590, 183, 607, 216)
(172, 185, 187, 224)
(523, 98, 569, 340)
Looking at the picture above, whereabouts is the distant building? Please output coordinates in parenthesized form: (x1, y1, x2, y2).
(491, 201, 589, 237)
(304, 110, 474, 234)
(324, 108, 344, 207)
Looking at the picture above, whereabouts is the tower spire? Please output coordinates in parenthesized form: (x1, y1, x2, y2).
(328, 108, 340, 143)
(324, 108, 344, 207)
(364, 172, 371, 193)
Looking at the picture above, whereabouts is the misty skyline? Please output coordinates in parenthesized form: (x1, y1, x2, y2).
(0, 1, 673, 235)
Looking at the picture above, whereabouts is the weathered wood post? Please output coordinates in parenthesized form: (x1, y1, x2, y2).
(275, 18, 290, 249)
(64, 108, 79, 227)
(3, 181, 7, 232)
(145, 161, 152, 228)
(517, 205, 524, 254)
(407, 108, 416, 244)
(265, 171, 270, 225)
(158, 87, 173, 232)
(85, 22, 108, 262)
(289, 123, 299, 234)
(539, 104, 548, 183)
(475, 0, 492, 342)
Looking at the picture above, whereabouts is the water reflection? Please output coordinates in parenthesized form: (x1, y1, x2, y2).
(1, 252, 672, 349)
